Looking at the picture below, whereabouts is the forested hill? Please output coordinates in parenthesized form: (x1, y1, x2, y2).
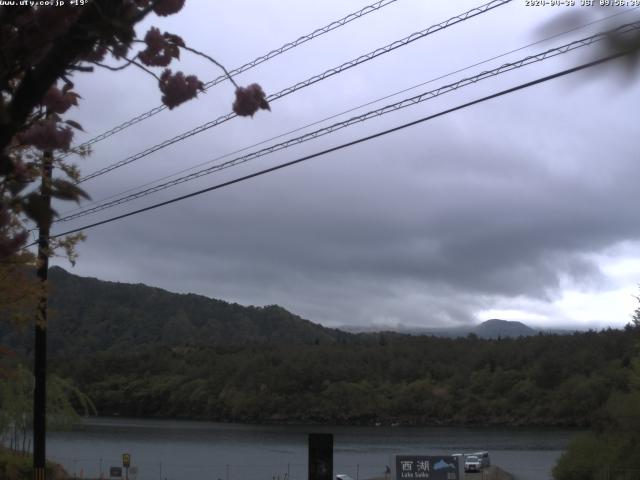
(4, 267, 639, 428)
(4, 266, 353, 355)
(52, 328, 639, 427)
(0, 267, 583, 356)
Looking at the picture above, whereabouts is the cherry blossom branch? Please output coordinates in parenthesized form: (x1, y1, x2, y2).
(97, 49, 160, 81)
(67, 65, 94, 73)
(168, 41, 239, 88)
(91, 61, 132, 72)
(92, 51, 136, 71)
(90, 0, 156, 30)
(130, 0, 160, 24)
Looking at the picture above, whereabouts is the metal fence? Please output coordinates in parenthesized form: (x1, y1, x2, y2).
(41, 455, 640, 480)
(50, 458, 389, 480)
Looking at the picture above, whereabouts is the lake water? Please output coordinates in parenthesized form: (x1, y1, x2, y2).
(47, 418, 578, 480)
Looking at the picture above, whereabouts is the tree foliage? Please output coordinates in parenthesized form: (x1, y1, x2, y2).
(0, 0, 269, 258)
(0, 252, 40, 328)
(552, 355, 640, 480)
(551, 293, 640, 480)
(0, 448, 68, 480)
(47, 328, 637, 428)
(2, 266, 635, 428)
(0, 362, 95, 454)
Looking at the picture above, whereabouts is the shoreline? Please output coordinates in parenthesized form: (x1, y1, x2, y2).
(69, 413, 590, 431)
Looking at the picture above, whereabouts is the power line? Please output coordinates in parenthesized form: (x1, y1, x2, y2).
(55, 21, 640, 224)
(60, 7, 638, 218)
(36, 51, 626, 245)
(60, 22, 634, 221)
(58, 0, 401, 160)
(77, 0, 512, 184)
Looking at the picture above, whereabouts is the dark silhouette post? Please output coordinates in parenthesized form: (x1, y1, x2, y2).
(309, 433, 333, 480)
(34, 149, 53, 480)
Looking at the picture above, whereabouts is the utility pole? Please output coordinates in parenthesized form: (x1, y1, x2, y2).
(308, 433, 333, 480)
(34, 149, 53, 480)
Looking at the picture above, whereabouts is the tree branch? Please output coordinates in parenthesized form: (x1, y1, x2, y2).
(67, 65, 94, 73)
(97, 50, 159, 81)
(92, 51, 138, 72)
(0, 4, 105, 152)
(170, 41, 239, 89)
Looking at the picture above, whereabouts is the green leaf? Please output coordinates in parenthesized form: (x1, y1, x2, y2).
(50, 179, 91, 202)
(65, 120, 84, 131)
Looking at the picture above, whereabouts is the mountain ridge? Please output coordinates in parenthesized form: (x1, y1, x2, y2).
(0, 267, 568, 356)
(0, 266, 353, 355)
(340, 318, 572, 338)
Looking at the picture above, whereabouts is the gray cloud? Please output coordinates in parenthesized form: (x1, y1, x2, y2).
(49, 2, 640, 329)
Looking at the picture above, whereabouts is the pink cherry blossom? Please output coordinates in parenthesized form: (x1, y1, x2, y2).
(16, 118, 73, 151)
(159, 69, 203, 109)
(85, 43, 108, 62)
(42, 86, 78, 114)
(139, 28, 182, 67)
(145, 27, 165, 52)
(153, 0, 185, 16)
(232, 83, 271, 117)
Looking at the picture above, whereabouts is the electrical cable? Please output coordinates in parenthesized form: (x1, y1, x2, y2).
(30, 50, 626, 247)
(55, 21, 640, 224)
(60, 6, 638, 218)
(77, 0, 512, 184)
(58, 0, 402, 159)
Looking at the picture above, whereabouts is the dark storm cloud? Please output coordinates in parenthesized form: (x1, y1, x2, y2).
(66, 97, 640, 327)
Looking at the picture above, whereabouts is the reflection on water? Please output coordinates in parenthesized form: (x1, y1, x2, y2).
(47, 418, 578, 480)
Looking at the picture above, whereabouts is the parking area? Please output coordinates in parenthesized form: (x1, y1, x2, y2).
(464, 465, 513, 480)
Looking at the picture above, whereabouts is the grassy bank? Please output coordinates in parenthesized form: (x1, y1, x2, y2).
(0, 448, 69, 480)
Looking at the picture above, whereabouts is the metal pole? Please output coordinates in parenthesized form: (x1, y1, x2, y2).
(33, 149, 52, 480)
(357, 464, 359, 480)
(309, 433, 333, 480)
(226, 464, 230, 480)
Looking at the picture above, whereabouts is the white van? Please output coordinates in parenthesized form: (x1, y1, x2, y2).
(464, 455, 481, 473)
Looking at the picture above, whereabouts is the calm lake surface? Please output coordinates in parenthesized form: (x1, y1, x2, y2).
(47, 418, 578, 480)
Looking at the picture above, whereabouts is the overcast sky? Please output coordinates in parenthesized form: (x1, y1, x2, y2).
(46, 0, 640, 330)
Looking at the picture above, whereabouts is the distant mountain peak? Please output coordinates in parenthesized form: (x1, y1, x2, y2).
(340, 319, 540, 339)
(474, 319, 536, 338)
(481, 318, 528, 326)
